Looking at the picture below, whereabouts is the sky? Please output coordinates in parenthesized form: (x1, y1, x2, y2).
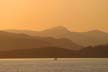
(0, 0, 108, 32)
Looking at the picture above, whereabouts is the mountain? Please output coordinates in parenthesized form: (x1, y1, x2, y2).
(7, 26, 71, 37)
(80, 45, 108, 58)
(6, 26, 108, 46)
(80, 30, 108, 46)
(0, 44, 108, 58)
(0, 30, 107, 58)
(82, 30, 108, 38)
(0, 47, 77, 58)
(0, 31, 82, 51)
(40, 26, 71, 37)
(7, 30, 39, 36)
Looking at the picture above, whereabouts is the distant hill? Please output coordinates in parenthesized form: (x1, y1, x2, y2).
(0, 31, 82, 51)
(7, 26, 108, 46)
(0, 47, 77, 58)
(0, 44, 108, 58)
(80, 45, 108, 58)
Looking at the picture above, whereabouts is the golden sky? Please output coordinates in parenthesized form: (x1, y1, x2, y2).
(0, 0, 108, 32)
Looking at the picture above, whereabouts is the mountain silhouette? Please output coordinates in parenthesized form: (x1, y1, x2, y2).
(0, 44, 108, 58)
(83, 30, 108, 37)
(0, 31, 82, 51)
(0, 47, 77, 58)
(42, 26, 71, 34)
(6, 26, 108, 46)
(80, 45, 108, 58)
(0, 31, 107, 58)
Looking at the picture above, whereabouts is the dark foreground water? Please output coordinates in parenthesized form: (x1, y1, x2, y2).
(0, 58, 108, 72)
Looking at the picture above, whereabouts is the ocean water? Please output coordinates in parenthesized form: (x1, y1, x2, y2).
(0, 58, 108, 72)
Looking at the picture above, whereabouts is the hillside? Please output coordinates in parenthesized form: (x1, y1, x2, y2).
(0, 45, 108, 58)
(80, 45, 108, 58)
(7, 26, 108, 46)
(0, 31, 82, 51)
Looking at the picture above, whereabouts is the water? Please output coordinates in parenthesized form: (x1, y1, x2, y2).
(0, 58, 108, 72)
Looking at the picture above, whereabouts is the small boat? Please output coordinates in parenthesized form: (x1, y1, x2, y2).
(54, 58, 58, 61)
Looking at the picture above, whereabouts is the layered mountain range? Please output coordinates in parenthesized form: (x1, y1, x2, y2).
(7, 26, 108, 46)
(0, 31, 81, 51)
(0, 27, 107, 58)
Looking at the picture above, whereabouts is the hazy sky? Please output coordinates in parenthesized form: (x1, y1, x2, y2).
(0, 0, 108, 32)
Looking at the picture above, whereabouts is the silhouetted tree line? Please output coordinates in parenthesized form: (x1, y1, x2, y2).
(79, 44, 108, 58)
(0, 45, 108, 58)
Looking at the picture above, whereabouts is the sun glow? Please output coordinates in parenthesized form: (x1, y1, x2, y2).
(0, 0, 108, 32)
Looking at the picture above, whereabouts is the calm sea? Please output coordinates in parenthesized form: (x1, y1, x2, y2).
(0, 58, 108, 72)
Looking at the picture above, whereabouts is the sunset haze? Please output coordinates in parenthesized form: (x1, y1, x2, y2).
(0, 0, 108, 32)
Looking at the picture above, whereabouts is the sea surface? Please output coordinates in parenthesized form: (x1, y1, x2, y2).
(0, 58, 108, 72)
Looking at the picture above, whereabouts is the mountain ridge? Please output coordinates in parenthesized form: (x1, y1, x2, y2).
(0, 44, 108, 58)
(0, 31, 82, 51)
(5, 26, 108, 46)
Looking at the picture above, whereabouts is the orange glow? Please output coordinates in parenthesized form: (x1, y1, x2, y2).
(0, 0, 108, 32)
